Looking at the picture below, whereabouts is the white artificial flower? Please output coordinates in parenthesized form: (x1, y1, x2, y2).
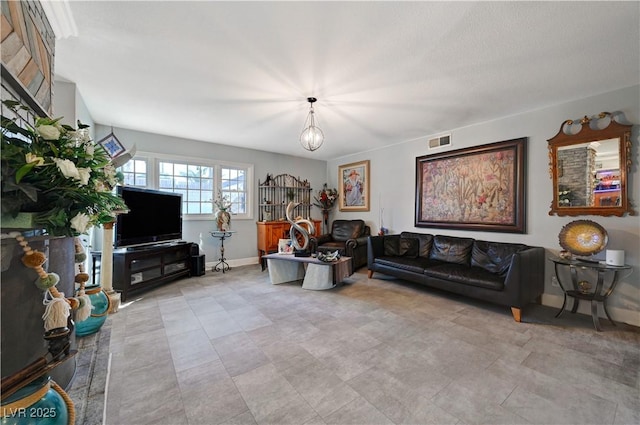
(36, 124, 61, 140)
(84, 143, 95, 157)
(77, 129, 91, 144)
(77, 168, 91, 185)
(53, 158, 80, 180)
(102, 164, 119, 187)
(94, 180, 107, 192)
(103, 164, 116, 178)
(70, 212, 91, 234)
(25, 153, 44, 166)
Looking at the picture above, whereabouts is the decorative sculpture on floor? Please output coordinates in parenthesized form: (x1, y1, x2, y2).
(285, 202, 315, 257)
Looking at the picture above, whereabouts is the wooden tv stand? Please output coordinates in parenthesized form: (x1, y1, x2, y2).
(98, 242, 193, 301)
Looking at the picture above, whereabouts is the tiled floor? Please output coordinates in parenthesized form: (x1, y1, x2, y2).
(99, 265, 638, 425)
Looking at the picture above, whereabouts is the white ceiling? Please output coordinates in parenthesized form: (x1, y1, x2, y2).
(51, 1, 640, 161)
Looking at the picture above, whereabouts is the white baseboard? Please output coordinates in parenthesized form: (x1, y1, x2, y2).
(542, 293, 640, 327)
(205, 256, 259, 271)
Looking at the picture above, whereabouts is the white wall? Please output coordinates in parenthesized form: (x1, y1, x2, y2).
(93, 125, 327, 264)
(52, 81, 76, 126)
(327, 85, 640, 326)
(53, 80, 95, 132)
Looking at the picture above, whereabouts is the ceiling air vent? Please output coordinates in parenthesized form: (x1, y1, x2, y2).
(428, 134, 451, 149)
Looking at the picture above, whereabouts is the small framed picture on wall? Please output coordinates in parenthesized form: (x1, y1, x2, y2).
(97, 132, 126, 159)
(338, 160, 370, 211)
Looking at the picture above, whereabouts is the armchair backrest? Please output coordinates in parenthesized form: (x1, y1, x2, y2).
(330, 219, 367, 242)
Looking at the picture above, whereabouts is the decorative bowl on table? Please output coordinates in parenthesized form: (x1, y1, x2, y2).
(558, 220, 608, 257)
(317, 250, 341, 262)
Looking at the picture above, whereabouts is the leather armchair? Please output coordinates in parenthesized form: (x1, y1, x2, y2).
(315, 219, 371, 270)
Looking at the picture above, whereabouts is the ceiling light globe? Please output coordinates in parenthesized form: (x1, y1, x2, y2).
(300, 126, 324, 151)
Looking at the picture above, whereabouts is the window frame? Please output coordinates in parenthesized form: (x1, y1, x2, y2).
(122, 151, 253, 221)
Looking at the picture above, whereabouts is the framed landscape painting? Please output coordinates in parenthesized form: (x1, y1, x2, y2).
(415, 138, 527, 233)
(339, 160, 370, 211)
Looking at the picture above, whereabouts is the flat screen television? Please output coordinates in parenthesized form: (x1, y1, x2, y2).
(115, 186, 182, 248)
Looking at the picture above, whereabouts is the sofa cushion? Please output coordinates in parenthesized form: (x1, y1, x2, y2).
(400, 232, 433, 258)
(424, 264, 505, 291)
(429, 235, 474, 265)
(374, 256, 440, 274)
(384, 236, 419, 257)
(331, 219, 365, 242)
(471, 241, 528, 276)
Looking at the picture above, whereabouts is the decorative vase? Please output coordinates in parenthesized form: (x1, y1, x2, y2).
(321, 209, 330, 233)
(215, 210, 231, 231)
(1, 375, 72, 425)
(74, 286, 111, 338)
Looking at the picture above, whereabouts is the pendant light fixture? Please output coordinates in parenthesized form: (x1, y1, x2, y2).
(300, 97, 324, 152)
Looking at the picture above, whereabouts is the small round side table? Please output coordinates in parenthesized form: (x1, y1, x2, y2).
(210, 230, 235, 273)
(549, 256, 631, 331)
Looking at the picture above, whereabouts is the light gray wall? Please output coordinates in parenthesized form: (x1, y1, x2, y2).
(93, 125, 327, 263)
(52, 81, 76, 126)
(327, 85, 640, 326)
(53, 80, 95, 136)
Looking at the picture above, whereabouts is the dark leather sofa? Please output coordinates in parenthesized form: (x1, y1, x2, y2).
(367, 231, 545, 322)
(315, 219, 371, 270)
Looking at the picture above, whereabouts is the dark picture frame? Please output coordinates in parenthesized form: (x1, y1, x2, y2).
(415, 137, 527, 233)
(97, 132, 126, 158)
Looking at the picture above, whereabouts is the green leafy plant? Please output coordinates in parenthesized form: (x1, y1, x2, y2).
(1, 100, 127, 236)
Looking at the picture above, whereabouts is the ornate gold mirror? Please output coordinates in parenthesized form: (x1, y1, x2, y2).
(548, 112, 635, 217)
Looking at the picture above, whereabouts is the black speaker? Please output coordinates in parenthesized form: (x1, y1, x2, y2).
(190, 243, 200, 256)
(191, 254, 205, 276)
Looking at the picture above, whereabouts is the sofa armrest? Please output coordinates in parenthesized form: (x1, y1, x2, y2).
(504, 246, 545, 307)
(346, 235, 370, 250)
(367, 235, 384, 268)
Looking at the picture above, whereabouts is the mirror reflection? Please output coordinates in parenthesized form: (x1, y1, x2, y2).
(557, 138, 620, 207)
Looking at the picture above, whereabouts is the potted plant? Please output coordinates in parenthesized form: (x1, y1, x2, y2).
(313, 183, 339, 230)
(1, 100, 126, 235)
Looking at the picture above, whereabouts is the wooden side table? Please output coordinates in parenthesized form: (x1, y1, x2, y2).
(549, 257, 631, 331)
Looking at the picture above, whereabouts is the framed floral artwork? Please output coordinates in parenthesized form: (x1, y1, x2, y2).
(338, 160, 370, 212)
(415, 138, 527, 233)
